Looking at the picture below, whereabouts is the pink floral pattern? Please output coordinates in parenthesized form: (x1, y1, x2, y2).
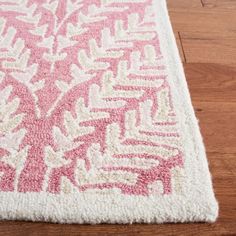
(0, 0, 184, 195)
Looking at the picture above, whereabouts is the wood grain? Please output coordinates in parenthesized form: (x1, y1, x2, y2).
(180, 31, 236, 64)
(184, 63, 236, 102)
(1, 0, 236, 235)
(202, 0, 236, 8)
(0, 217, 236, 236)
(169, 8, 236, 32)
(167, 0, 203, 8)
(194, 101, 236, 153)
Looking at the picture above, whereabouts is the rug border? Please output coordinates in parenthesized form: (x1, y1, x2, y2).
(154, 0, 218, 222)
(0, 0, 218, 224)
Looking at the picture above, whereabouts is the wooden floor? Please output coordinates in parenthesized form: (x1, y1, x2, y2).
(1, 0, 236, 235)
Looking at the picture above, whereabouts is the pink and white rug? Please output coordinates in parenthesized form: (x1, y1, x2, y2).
(0, 0, 218, 223)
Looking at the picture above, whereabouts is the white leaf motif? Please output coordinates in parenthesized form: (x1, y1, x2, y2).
(44, 146, 70, 169)
(55, 80, 70, 92)
(30, 24, 48, 37)
(43, 1, 58, 14)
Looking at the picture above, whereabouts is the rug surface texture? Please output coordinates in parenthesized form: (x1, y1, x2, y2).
(0, 0, 218, 223)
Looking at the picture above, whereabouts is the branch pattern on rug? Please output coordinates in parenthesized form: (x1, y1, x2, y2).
(0, 0, 184, 195)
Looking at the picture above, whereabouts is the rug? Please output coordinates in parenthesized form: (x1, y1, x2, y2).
(0, 0, 218, 223)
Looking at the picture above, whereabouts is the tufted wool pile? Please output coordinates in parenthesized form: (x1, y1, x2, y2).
(0, 0, 218, 224)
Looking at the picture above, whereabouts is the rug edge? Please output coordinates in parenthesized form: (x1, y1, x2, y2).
(154, 0, 218, 222)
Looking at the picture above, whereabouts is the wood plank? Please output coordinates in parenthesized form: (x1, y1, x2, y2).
(193, 101, 236, 153)
(0, 220, 235, 236)
(213, 177, 236, 197)
(202, 0, 236, 9)
(169, 9, 236, 32)
(184, 63, 236, 102)
(179, 31, 236, 64)
(167, 0, 203, 9)
(209, 153, 236, 178)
